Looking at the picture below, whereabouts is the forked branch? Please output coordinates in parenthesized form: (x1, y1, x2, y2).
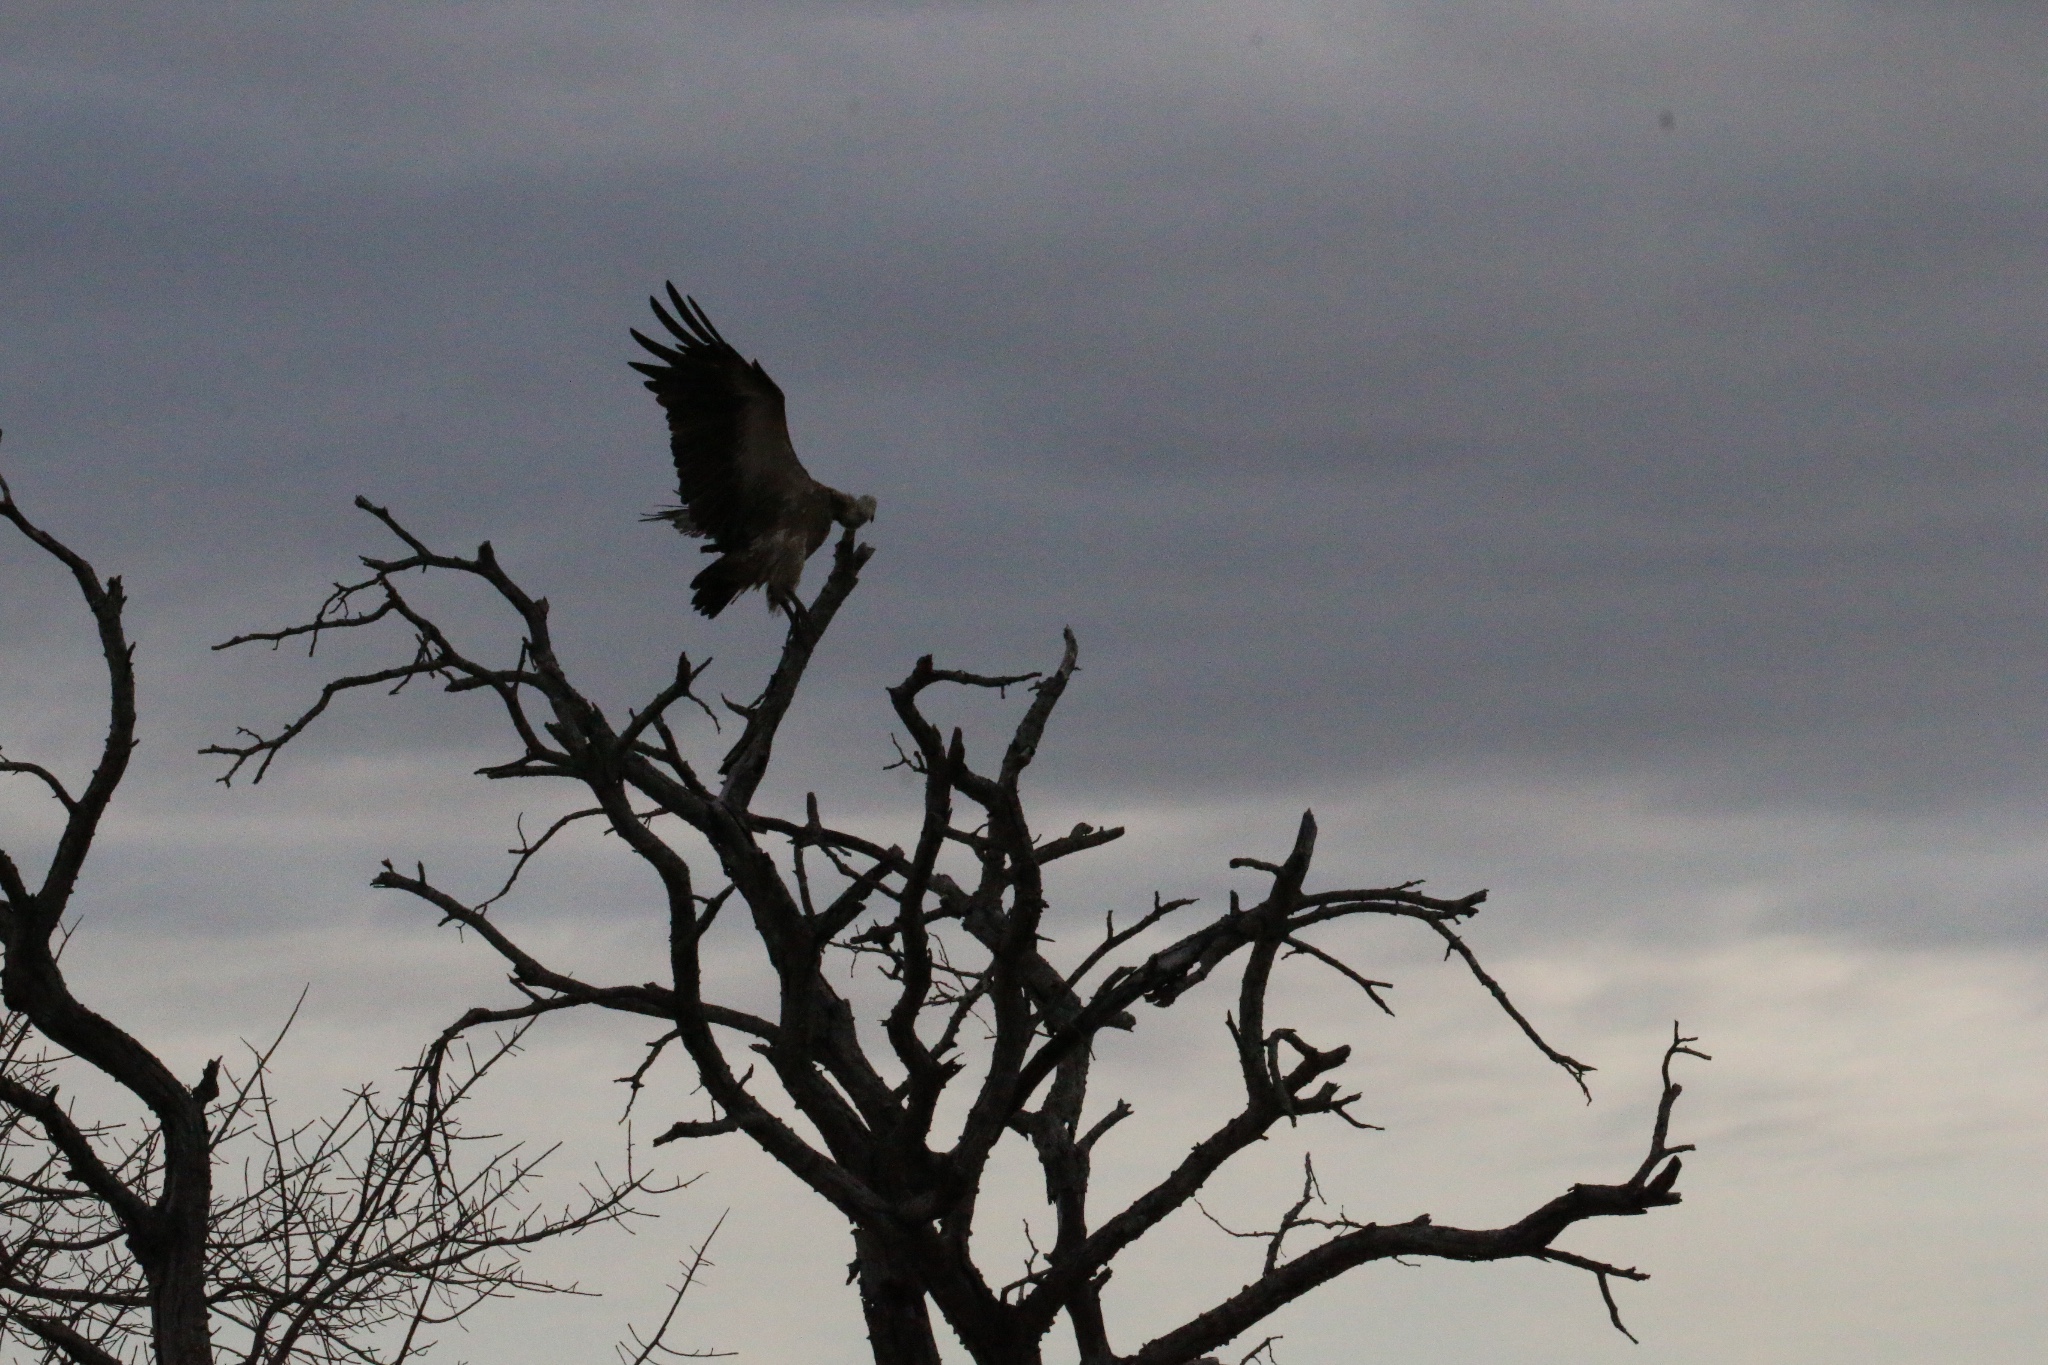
(205, 487, 1704, 1365)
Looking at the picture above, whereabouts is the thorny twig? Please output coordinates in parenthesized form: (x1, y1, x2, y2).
(617, 1211, 734, 1363)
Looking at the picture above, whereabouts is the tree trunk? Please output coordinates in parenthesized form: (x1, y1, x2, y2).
(854, 1230, 943, 1365)
(145, 1241, 214, 1365)
(143, 1104, 215, 1365)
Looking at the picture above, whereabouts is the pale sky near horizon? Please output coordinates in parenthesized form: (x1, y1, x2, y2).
(3, 3, 2046, 1362)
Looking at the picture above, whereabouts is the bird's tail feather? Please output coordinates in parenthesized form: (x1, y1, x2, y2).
(690, 559, 750, 618)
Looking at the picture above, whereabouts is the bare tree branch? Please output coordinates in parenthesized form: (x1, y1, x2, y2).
(0, 472, 686, 1365)
(201, 477, 1705, 1365)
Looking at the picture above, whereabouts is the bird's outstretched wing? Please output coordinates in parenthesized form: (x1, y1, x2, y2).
(628, 284, 811, 550)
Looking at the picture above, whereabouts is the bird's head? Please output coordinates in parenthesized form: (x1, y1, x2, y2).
(835, 492, 878, 529)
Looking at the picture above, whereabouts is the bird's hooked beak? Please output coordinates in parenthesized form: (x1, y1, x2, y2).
(843, 493, 878, 528)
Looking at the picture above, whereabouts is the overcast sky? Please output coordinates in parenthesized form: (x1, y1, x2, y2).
(2, 3, 2046, 1362)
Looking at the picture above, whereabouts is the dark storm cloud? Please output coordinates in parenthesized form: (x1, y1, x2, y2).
(4, 1, 2047, 941)
(7, 20, 2048, 1360)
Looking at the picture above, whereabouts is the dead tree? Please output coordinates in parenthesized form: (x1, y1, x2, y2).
(0, 468, 668, 1365)
(211, 496, 1707, 1365)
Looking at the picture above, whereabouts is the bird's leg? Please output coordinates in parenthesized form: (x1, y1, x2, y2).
(771, 588, 811, 631)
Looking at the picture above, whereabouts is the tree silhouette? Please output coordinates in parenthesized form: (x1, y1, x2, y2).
(209, 496, 1706, 1365)
(0, 463, 668, 1365)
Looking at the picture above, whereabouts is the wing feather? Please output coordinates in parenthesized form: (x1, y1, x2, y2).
(632, 286, 814, 550)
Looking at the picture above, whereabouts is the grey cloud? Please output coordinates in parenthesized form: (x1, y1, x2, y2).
(6, 9, 2047, 1361)
(4, 0, 2047, 965)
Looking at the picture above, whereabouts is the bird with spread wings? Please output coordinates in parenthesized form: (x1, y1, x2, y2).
(630, 285, 876, 618)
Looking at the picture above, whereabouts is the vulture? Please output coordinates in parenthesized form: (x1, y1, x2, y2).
(630, 285, 876, 618)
